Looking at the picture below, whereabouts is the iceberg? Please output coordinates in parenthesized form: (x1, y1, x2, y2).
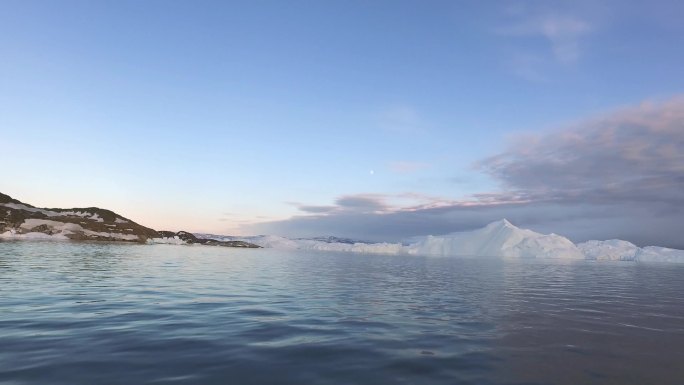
(222, 220, 584, 259)
(635, 246, 684, 263)
(577, 241, 684, 263)
(577, 240, 639, 261)
(405, 219, 584, 259)
(236, 235, 301, 250)
(210, 234, 403, 254)
(217, 220, 684, 263)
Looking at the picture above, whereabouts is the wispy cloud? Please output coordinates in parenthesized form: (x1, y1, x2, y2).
(508, 52, 548, 82)
(387, 161, 431, 174)
(540, 15, 591, 63)
(500, 14, 591, 64)
(496, 2, 596, 79)
(377, 106, 425, 134)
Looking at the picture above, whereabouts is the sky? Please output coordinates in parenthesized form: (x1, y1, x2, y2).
(1, 0, 683, 247)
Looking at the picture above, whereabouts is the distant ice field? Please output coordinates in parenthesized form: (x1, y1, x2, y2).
(198, 220, 684, 263)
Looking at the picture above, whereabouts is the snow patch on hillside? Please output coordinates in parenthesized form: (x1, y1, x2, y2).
(60, 211, 104, 221)
(2, 204, 106, 222)
(2, 218, 140, 241)
(1, 203, 61, 217)
(0, 228, 70, 240)
(20, 219, 85, 234)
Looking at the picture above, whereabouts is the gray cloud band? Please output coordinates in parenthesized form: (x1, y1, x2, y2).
(246, 98, 684, 248)
(479, 98, 684, 205)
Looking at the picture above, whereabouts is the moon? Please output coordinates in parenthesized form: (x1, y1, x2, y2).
(370, 170, 375, 175)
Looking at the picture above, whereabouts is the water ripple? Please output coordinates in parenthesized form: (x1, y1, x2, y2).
(1, 241, 684, 384)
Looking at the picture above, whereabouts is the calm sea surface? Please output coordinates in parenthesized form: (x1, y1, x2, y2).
(1, 241, 683, 385)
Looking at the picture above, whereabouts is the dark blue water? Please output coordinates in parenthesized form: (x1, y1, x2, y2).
(1, 241, 683, 385)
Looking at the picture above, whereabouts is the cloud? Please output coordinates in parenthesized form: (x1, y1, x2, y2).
(287, 194, 390, 215)
(296, 205, 338, 214)
(335, 195, 388, 213)
(387, 161, 431, 174)
(501, 14, 591, 60)
(377, 106, 425, 134)
(538, 15, 591, 64)
(496, 3, 596, 78)
(478, 98, 684, 206)
(244, 97, 684, 248)
(288, 193, 471, 218)
(508, 52, 548, 82)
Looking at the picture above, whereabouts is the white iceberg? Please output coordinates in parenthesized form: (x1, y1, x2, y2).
(404, 219, 584, 259)
(226, 220, 584, 259)
(148, 236, 187, 245)
(577, 239, 639, 261)
(635, 246, 684, 263)
(225, 220, 684, 262)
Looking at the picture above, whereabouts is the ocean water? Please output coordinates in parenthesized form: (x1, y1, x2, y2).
(1, 241, 683, 385)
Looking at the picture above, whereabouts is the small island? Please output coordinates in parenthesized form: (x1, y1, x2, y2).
(0, 192, 260, 248)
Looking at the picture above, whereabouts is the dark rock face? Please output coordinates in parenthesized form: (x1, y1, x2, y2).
(157, 230, 260, 248)
(157, 231, 178, 238)
(0, 193, 21, 205)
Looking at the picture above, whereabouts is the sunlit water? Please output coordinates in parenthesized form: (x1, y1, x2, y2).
(1, 241, 683, 385)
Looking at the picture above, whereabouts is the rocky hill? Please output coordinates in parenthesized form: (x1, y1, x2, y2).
(0, 192, 159, 242)
(0, 192, 259, 248)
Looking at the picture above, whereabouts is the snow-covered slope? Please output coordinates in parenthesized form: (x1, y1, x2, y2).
(0, 192, 259, 248)
(0, 192, 158, 242)
(0, 216, 146, 241)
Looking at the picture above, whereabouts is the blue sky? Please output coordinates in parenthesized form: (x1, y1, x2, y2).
(2, 1, 683, 245)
